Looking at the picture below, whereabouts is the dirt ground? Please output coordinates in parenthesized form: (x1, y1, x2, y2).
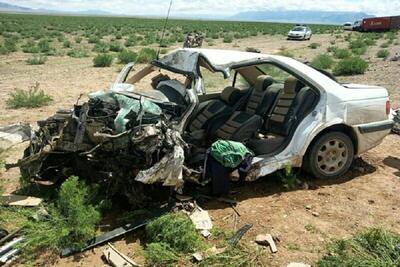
(0, 32, 400, 266)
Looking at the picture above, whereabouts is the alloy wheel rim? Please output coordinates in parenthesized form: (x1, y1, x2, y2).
(316, 138, 349, 175)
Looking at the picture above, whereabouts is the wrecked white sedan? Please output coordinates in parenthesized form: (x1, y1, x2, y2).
(15, 48, 393, 204)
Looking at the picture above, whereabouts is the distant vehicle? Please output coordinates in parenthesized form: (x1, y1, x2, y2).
(343, 22, 353, 31)
(354, 16, 400, 31)
(287, 26, 312, 40)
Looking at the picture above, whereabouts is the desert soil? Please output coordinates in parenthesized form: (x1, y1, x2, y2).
(0, 32, 399, 266)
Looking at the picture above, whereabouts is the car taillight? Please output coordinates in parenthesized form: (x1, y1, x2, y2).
(386, 100, 390, 115)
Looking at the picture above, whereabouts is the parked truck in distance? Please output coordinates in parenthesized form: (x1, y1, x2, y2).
(353, 16, 400, 32)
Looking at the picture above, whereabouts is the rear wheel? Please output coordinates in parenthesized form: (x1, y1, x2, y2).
(304, 132, 354, 179)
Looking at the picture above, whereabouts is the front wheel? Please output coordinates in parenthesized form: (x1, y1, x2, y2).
(304, 132, 354, 179)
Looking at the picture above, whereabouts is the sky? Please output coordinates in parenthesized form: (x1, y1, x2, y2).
(3, 0, 400, 17)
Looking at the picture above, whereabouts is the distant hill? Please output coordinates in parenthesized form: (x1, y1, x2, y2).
(231, 10, 373, 25)
(0, 1, 112, 16)
(0, 2, 32, 12)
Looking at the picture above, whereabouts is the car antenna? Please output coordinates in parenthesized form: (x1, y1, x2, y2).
(157, 0, 173, 60)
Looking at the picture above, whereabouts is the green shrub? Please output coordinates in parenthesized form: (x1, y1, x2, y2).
(74, 36, 82, 43)
(333, 48, 351, 59)
(311, 54, 334, 70)
(333, 56, 368, 76)
(26, 55, 47, 65)
(93, 41, 109, 53)
(144, 242, 179, 266)
(118, 50, 137, 64)
(223, 34, 233, 43)
(22, 40, 39, 53)
(349, 38, 366, 49)
(309, 42, 321, 49)
(160, 48, 168, 54)
(376, 49, 390, 58)
(6, 83, 52, 108)
(63, 40, 71, 48)
(136, 47, 157, 63)
(93, 53, 113, 67)
(327, 46, 338, 53)
(109, 41, 124, 52)
(88, 35, 100, 44)
(146, 212, 203, 253)
(19, 176, 101, 258)
(380, 42, 389, 48)
(38, 39, 51, 53)
(352, 46, 367, 55)
(67, 48, 88, 58)
(317, 228, 400, 267)
(4, 38, 17, 52)
(0, 45, 9, 55)
(276, 47, 294, 58)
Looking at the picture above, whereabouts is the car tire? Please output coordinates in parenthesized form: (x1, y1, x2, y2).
(308, 34, 312, 40)
(304, 131, 354, 180)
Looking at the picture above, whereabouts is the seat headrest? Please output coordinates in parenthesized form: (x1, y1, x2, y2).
(220, 86, 242, 105)
(283, 77, 305, 94)
(255, 75, 274, 92)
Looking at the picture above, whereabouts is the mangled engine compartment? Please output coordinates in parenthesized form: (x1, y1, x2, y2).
(16, 90, 193, 206)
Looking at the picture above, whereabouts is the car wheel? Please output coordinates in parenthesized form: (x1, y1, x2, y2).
(308, 34, 312, 40)
(304, 131, 354, 179)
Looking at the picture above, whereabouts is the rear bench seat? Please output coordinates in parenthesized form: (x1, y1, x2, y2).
(247, 77, 318, 155)
(188, 86, 246, 132)
(208, 75, 279, 142)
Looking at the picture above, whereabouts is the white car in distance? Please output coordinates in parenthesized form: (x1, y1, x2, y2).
(287, 25, 312, 40)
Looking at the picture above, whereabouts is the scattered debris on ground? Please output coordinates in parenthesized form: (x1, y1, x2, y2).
(0, 123, 31, 152)
(255, 234, 278, 253)
(229, 223, 253, 246)
(392, 109, 400, 135)
(103, 243, 140, 267)
(0, 194, 42, 207)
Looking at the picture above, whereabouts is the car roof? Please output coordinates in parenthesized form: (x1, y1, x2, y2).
(154, 48, 341, 93)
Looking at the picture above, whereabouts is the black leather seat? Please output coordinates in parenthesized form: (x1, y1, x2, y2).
(208, 75, 278, 142)
(188, 86, 246, 132)
(247, 77, 318, 156)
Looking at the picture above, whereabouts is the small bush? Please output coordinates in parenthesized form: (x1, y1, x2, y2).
(67, 48, 88, 58)
(333, 56, 368, 76)
(146, 212, 203, 253)
(311, 54, 334, 70)
(309, 42, 321, 49)
(19, 176, 101, 258)
(118, 50, 137, 64)
(317, 228, 400, 267)
(0, 45, 9, 55)
(93, 53, 113, 67)
(6, 83, 52, 108)
(144, 242, 179, 266)
(376, 49, 390, 58)
(92, 41, 109, 53)
(333, 48, 351, 59)
(88, 35, 100, 44)
(276, 46, 294, 58)
(380, 42, 389, 48)
(4, 38, 17, 52)
(109, 41, 124, 52)
(352, 46, 367, 55)
(38, 39, 51, 53)
(136, 47, 157, 63)
(63, 40, 71, 48)
(22, 40, 39, 53)
(74, 36, 82, 43)
(26, 55, 47, 65)
(223, 34, 233, 43)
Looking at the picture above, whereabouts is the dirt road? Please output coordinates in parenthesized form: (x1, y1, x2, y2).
(0, 32, 399, 266)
